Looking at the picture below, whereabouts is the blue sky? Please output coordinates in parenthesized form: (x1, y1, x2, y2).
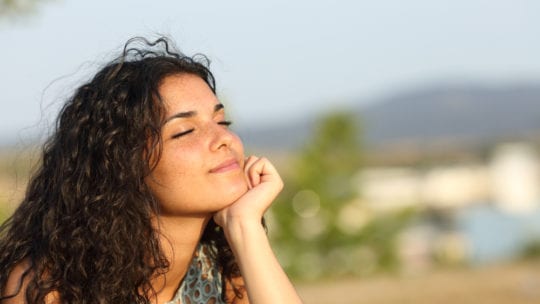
(1, 0, 539, 144)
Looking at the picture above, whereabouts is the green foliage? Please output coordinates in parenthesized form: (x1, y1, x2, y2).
(520, 239, 540, 260)
(0, 0, 46, 18)
(269, 111, 414, 280)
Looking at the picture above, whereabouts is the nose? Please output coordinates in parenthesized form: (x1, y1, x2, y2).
(209, 123, 237, 152)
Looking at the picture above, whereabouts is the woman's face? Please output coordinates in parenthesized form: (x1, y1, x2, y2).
(146, 73, 248, 217)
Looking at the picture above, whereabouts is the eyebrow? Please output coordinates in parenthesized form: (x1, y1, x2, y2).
(164, 103, 225, 125)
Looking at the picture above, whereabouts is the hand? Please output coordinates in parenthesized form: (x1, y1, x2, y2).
(213, 156, 283, 229)
(212, 157, 302, 304)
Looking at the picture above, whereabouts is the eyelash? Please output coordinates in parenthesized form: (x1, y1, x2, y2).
(219, 120, 232, 127)
(171, 129, 194, 139)
(171, 121, 233, 139)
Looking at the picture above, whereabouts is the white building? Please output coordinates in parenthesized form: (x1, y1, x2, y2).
(422, 165, 490, 209)
(490, 143, 540, 214)
(356, 142, 540, 214)
(355, 168, 422, 212)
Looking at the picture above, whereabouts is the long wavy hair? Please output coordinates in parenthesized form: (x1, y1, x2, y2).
(0, 37, 240, 303)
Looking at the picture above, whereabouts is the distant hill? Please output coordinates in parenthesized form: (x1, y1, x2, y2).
(238, 82, 540, 156)
(363, 84, 540, 144)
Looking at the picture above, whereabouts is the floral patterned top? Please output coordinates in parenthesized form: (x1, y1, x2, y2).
(165, 243, 225, 304)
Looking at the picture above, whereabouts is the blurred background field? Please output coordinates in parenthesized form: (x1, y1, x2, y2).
(296, 261, 540, 304)
(250, 91, 540, 303)
(2, 0, 540, 303)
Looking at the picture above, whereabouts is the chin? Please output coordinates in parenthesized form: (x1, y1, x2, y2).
(222, 181, 249, 205)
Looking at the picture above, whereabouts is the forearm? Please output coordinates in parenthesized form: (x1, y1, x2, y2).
(224, 219, 303, 304)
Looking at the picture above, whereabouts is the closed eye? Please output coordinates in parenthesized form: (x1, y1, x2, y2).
(171, 121, 231, 139)
(219, 120, 232, 127)
(171, 129, 194, 139)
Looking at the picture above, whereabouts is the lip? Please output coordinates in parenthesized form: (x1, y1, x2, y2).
(209, 158, 240, 173)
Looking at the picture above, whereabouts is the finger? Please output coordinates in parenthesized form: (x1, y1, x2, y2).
(247, 159, 263, 187)
(245, 156, 283, 190)
(244, 156, 259, 188)
(247, 157, 278, 187)
(244, 155, 259, 171)
(255, 158, 284, 191)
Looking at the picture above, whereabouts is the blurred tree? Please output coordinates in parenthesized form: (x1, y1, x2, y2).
(520, 239, 540, 260)
(269, 110, 414, 280)
(295, 111, 361, 201)
(0, 0, 49, 18)
(270, 111, 362, 278)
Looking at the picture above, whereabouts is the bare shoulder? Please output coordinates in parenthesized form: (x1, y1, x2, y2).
(1, 259, 60, 304)
(225, 275, 250, 304)
(2, 259, 31, 304)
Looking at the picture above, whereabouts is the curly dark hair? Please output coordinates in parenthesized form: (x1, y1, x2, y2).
(0, 37, 241, 303)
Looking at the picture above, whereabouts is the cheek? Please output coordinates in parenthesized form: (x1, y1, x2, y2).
(157, 148, 202, 183)
(145, 153, 202, 214)
(146, 144, 192, 190)
(231, 133, 245, 156)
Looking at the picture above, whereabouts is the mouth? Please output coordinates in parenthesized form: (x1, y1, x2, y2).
(209, 158, 240, 173)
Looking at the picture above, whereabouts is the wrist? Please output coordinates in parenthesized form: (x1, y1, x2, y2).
(222, 217, 266, 247)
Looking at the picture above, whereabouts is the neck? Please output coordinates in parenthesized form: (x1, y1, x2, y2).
(151, 214, 212, 302)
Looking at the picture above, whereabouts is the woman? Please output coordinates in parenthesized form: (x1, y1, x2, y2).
(0, 37, 302, 304)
